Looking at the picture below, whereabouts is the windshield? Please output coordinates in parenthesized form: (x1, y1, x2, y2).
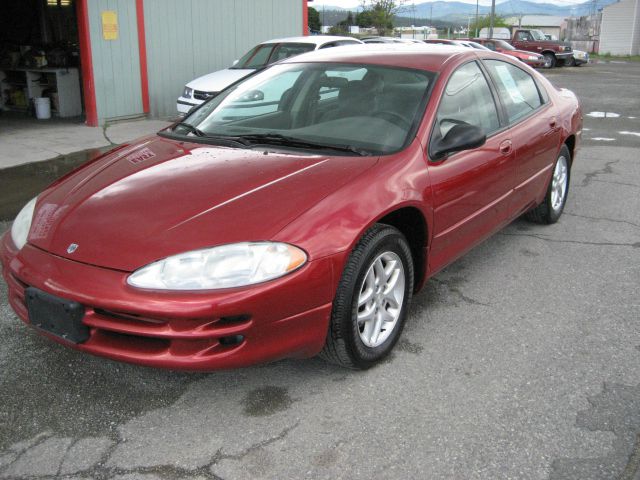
(172, 63, 434, 156)
(495, 39, 515, 51)
(230, 43, 316, 69)
(530, 30, 547, 41)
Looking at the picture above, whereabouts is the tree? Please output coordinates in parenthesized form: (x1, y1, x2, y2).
(331, 10, 356, 35)
(308, 6, 321, 33)
(357, 0, 405, 36)
(469, 15, 508, 37)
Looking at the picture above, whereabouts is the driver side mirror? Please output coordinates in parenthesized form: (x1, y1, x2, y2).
(431, 123, 486, 160)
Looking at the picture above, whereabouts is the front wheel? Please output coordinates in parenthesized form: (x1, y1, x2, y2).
(320, 224, 414, 369)
(526, 145, 571, 224)
(543, 52, 557, 68)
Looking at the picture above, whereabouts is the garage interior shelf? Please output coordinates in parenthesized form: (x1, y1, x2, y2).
(0, 67, 81, 117)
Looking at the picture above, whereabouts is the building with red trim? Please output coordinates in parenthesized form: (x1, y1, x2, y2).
(1, 0, 308, 126)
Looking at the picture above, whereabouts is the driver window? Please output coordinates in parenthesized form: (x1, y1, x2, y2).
(434, 61, 500, 140)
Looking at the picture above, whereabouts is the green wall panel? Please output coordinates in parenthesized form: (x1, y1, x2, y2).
(88, 0, 144, 123)
(144, 0, 304, 118)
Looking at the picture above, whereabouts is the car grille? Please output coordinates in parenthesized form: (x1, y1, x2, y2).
(193, 90, 217, 101)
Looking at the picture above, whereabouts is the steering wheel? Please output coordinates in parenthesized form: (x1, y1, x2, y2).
(371, 111, 411, 129)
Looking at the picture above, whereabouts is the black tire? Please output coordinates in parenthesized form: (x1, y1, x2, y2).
(526, 145, 571, 224)
(320, 224, 414, 369)
(543, 52, 557, 69)
(567, 56, 577, 67)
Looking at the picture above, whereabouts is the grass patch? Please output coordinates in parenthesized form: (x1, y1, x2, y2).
(591, 53, 640, 62)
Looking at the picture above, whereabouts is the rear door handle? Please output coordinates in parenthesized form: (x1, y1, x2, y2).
(499, 140, 512, 155)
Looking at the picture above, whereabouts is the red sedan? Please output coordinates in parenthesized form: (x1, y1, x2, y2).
(1, 45, 582, 370)
(469, 38, 546, 68)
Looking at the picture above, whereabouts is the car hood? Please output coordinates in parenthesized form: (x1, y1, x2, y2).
(186, 68, 254, 92)
(28, 136, 378, 271)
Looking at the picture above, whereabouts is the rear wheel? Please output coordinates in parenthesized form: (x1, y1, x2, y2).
(543, 52, 556, 69)
(526, 145, 571, 224)
(320, 224, 414, 369)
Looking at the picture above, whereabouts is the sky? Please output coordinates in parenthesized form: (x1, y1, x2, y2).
(308, 0, 591, 7)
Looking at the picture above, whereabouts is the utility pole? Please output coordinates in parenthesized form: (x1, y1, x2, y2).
(475, 0, 479, 37)
(489, 0, 496, 38)
(430, 4, 433, 27)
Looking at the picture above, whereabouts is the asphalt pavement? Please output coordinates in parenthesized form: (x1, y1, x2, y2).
(0, 60, 639, 480)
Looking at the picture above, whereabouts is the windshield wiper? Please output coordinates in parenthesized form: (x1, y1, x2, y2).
(230, 133, 370, 156)
(173, 122, 206, 137)
(168, 124, 251, 148)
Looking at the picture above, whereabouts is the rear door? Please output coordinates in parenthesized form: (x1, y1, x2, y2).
(483, 59, 560, 214)
(427, 61, 516, 273)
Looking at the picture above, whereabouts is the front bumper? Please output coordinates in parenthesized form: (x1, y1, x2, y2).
(554, 52, 574, 60)
(1, 233, 336, 371)
(573, 54, 589, 65)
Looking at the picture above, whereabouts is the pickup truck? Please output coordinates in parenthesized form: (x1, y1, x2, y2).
(479, 27, 573, 68)
(510, 29, 573, 68)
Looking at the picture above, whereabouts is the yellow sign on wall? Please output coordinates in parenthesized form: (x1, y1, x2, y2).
(101, 11, 119, 40)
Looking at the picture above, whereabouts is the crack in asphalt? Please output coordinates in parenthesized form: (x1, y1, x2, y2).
(101, 122, 117, 147)
(619, 433, 640, 480)
(564, 212, 640, 229)
(55, 437, 80, 477)
(211, 421, 300, 464)
(593, 179, 640, 189)
(550, 383, 640, 480)
(431, 278, 491, 307)
(500, 232, 640, 249)
(581, 159, 619, 187)
(0, 423, 300, 480)
(0, 431, 55, 475)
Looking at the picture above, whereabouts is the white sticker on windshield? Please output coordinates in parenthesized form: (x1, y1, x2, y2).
(494, 65, 525, 104)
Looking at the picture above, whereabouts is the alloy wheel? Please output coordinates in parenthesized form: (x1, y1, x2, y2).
(356, 251, 405, 348)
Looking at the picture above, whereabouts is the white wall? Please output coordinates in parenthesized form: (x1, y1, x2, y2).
(599, 0, 640, 55)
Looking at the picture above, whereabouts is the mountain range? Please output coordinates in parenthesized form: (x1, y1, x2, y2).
(314, 0, 618, 20)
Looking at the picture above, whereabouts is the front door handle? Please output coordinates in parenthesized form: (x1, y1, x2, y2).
(499, 140, 512, 155)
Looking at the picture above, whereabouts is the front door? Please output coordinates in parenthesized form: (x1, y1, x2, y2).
(427, 61, 516, 273)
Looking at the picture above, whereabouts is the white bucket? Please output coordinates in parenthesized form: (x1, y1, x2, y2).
(35, 97, 51, 120)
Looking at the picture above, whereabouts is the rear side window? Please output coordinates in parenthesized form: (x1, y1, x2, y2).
(433, 61, 501, 140)
(484, 60, 543, 124)
(268, 43, 315, 63)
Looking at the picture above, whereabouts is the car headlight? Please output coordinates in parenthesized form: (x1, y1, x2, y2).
(127, 242, 307, 290)
(10, 197, 37, 250)
(183, 86, 193, 98)
(529, 56, 539, 60)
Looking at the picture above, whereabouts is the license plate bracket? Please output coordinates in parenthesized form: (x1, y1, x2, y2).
(25, 287, 89, 344)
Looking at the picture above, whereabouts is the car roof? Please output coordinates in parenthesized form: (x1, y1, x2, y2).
(362, 36, 423, 44)
(260, 35, 363, 45)
(280, 43, 472, 71)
